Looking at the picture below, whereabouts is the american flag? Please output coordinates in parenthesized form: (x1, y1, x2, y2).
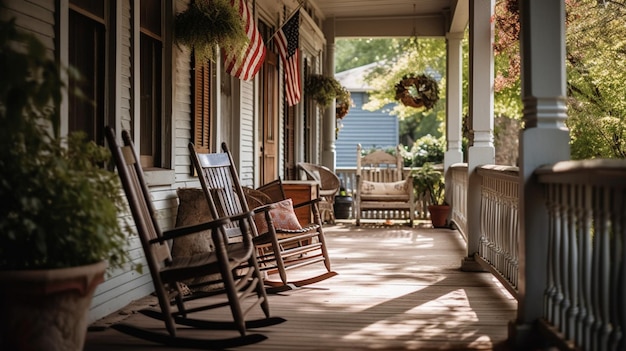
(274, 10, 301, 106)
(223, 0, 266, 81)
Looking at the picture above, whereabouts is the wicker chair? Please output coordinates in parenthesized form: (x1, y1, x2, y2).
(297, 162, 341, 224)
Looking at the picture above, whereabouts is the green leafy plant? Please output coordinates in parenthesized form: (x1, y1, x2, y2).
(412, 162, 445, 205)
(174, 0, 249, 62)
(305, 74, 352, 119)
(0, 18, 129, 270)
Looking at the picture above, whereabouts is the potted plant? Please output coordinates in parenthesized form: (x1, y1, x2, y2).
(305, 74, 352, 119)
(0, 18, 129, 350)
(412, 163, 449, 228)
(174, 0, 249, 62)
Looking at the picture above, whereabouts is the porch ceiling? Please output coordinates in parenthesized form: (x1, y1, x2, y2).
(312, 0, 468, 38)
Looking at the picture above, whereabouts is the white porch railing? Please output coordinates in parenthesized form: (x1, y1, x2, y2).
(535, 160, 626, 351)
(449, 164, 468, 239)
(450, 163, 520, 297)
(449, 160, 626, 350)
(476, 165, 520, 298)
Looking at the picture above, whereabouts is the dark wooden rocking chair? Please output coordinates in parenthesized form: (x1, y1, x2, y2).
(189, 142, 337, 290)
(105, 127, 284, 349)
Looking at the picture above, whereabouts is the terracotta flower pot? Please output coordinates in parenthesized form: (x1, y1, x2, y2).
(0, 261, 107, 351)
(428, 204, 450, 228)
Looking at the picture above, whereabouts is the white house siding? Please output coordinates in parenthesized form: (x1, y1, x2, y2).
(1, 0, 55, 53)
(335, 92, 399, 168)
(237, 79, 256, 187)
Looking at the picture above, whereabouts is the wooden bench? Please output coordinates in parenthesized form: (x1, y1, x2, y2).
(355, 144, 415, 226)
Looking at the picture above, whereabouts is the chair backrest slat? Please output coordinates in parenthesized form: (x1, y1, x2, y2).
(356, 144, 404, 182)
(106, 128, 172, 276)
(190, 142, 250, 238)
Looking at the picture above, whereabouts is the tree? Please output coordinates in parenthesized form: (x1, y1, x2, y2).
(335, 38, 407, 73)
(494, 0, 626, 159)
(565, 0, 626, 159)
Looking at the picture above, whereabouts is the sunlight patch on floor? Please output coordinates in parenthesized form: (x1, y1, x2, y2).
(342, 289, 481, 342)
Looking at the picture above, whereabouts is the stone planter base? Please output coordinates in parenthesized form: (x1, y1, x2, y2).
(0, 261, 106, 351)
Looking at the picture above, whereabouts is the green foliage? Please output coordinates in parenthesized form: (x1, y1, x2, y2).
(305, 74, 349, 108)
(493, 0, 626, 159)
(175, 0, 249, 62)
(565, 0, 626, 159)
(411, 163, 445, 205)
(402, 135, 445, 167)
(335, 38, 409, 73)
(399, 108, 443, 146)
(0, 18, 129, 270)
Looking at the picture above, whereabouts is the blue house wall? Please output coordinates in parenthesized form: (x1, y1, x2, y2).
(335, 92, 399, 168)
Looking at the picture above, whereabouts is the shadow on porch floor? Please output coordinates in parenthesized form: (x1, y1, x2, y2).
(84, 220, 517, 350)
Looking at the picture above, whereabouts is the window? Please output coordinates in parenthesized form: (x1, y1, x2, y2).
(68, 0, 107, 145)
(139, 0, 163, 168)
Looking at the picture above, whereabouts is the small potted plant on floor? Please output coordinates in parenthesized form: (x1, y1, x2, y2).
(0, 17, 130, 351)
(412, 163, 449, 228)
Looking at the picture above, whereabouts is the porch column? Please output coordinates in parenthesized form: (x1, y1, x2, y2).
(444, 31, 464, 172)
(461, 0, 495, 271)
(321, 19, 336, 171)
(510, 1, 570, 347)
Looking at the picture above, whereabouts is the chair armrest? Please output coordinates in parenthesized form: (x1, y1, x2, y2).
(251, 203, 274, 214)
(155, 217, 231, 244)
(154, 210, 254, 244)
(291, 197, 321, 209)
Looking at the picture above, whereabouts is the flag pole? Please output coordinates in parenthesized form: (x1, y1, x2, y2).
(266, 3, 303, 45)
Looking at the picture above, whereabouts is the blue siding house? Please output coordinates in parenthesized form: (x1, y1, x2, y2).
(335, 63, 399, 168)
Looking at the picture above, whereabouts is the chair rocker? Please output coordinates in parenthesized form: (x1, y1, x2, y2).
(105, 127, 284, 348)
(189, 143, 337, 291)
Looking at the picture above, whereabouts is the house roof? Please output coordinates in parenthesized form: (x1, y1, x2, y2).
(335, 62, 380, 92)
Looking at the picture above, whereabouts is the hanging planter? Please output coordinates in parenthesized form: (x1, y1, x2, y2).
(335, 86, 351, 120)
(394, 73, 439, 110)
(305, 74, 352, 119)
(174, 0, 249, 62)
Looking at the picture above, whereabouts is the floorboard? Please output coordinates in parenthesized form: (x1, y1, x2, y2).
(85, 221, 517, 350)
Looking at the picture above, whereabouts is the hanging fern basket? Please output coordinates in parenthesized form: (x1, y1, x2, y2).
(394, 74, 440, 110)
(305, 74, 352, 119)
(174, 0, 249, 62)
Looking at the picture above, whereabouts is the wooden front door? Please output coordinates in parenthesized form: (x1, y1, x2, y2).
(260, 51, 279, 184)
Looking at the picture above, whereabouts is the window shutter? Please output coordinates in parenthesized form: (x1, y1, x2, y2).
(193, 59, 211, 153)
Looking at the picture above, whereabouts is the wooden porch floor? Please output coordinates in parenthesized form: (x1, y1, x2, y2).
(84, 221, 517, 350)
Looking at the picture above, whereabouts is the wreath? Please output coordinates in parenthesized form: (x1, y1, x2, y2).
(394, 74, 439, 110)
